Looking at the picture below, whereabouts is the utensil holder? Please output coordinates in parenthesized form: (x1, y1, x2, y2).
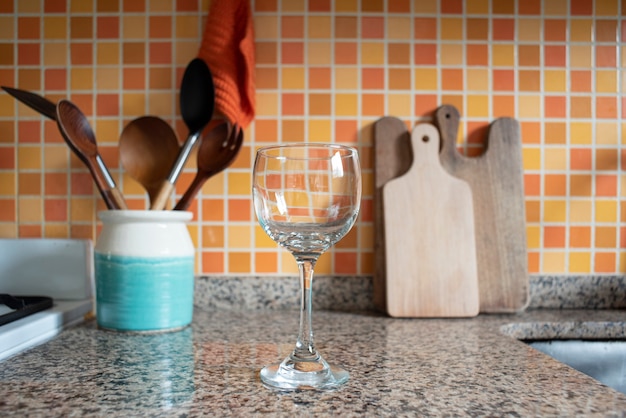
(94, 210, 195, 332)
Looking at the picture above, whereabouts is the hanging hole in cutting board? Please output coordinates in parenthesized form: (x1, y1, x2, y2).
(422, 135, 429, 143)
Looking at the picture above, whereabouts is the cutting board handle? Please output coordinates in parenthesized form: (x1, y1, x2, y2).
(435, 104, 461, 161)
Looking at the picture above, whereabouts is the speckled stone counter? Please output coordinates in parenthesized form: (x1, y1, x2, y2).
(1, 308, 626, 416)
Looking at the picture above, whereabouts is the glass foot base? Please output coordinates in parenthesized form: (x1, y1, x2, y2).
(260, 355, 349, 391)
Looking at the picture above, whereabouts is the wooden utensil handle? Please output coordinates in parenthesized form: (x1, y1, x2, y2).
(150, 181, 175, 210)
(174, 175, 204, 211)
(435, 105, 461, 159)
(106, 188, 128, 210)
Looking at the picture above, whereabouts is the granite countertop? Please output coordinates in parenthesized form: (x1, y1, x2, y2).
(1, 307, 626, 416)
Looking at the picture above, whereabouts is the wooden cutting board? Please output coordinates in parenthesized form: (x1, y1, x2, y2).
(435, 105, 529, 313)
(382, 123, 479, 318)
(373, 117, 412, 312)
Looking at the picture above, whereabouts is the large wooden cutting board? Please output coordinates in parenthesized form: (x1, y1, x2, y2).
(435, 105, 529, 313)
(373, 117, 412, 312)
(382, 123, 479, 318)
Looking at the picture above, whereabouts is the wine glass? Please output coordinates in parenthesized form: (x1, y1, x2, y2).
(253, 143, 361, 391)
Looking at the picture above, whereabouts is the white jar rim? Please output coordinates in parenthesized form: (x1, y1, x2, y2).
(98, 210, 193, 223)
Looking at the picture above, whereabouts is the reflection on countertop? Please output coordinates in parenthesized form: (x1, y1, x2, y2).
(1, 308, 625, 416)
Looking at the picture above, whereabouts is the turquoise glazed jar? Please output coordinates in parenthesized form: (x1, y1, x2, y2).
(94, 210, 195, 332)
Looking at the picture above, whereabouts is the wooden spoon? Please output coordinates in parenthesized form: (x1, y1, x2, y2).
(151, 58, 215, 210)
(174, 122, 244, 211)
(55, 100, 127, 210)
(119, 116, 180, 207)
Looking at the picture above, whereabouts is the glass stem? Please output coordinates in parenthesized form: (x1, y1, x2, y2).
(292, 257, 319, 361)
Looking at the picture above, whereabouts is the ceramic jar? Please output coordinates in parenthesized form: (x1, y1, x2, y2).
(94, 210, 195, 332)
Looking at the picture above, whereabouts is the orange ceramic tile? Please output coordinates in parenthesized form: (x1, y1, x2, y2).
(439, 44, 463, 65)
(544, 96, 566, 118)
(282, 16, 304, 39)
(362, 94, 384, 116)
(388, 43, 410, 65)
(492, 95, 515, 117)
(527, 252, 539, 273)
(570, 148, 592, 170)
(596, 20, 618, 43)
(596, 45, 617, 67)
(361, 68, 384, 89)
(361, 17, 384, 39)
(123, 0, 145, 12)
(44, 68, 66, 91)
(596, 70, 617, 93)
(17, 121, 40, 144)
(466, 18, 488, 40)
(255, 120, 278, 143)
(257, 67, 278, 89)
(282, 120, 305, 142)
(0, 172, 15, 195)
(570, 174, 593, 196)
(309, 93, 331, 115)
(281, 93, 304, 116)
(517, 19, 541, 42)
(596, 97, 617, 119)
(202, 225, 224, 248)
(492, 18, 514, 41)
(17, 146, 41, 170)
(176, 16, 200, 38)
(570, 226, 591, 248)
(524, 174, 541, 196)
(308, 16, 332, 39)
(149, 42, 172, 64)
(596, 149, 619, 171)
(570, 45, 592, 68)
(440, 68, 462, 91)
(0, 1, 13, 12)
(0, 44, 13, 66)
(527, 226, 540, 248)
(95, 94, 119, 117)
(307, 41, 331, 65)
(71, 172, 94, 195)
(334, 251, 357, 274)
(388, 93, 411, 117)
(361, 0, 383, 12)
(464, 68, 487, 90)
(70, 198, 95, 222)
(544, 19, 566, 42)
(545, 70, 566, 92)
(18, 17, 40, 40)
(335, 120, 358, 143)
(388, 68, 411, 90)
(18, 172, 41, 195)
(335, 16, 357, 38)
(569, 70, 591, 92)
(596, 175, 618, 197)
(122, 42, 145, 64)
(466, 44, 488, 66)
(441, 0, 462, 13)
(201, 199, 224, 221)
(281, 0, 304, 11)
(440, 18, 463, 41)
(334, 42, 357, 64)
(70, 16, 93, 39)
(594, 252, 616, 273)
(493, 70, 514, 91)
(97, 0, 119, 12)
(544, 200, 567, 222)
(361, 42, 384, 65)
(336, 226, 358, 249)
(309, 0, 331, 12)
(255, 252, 278, 273)
(544, 45, 566, 67)
(521, 122, 541, 144)
(544, 174, 567, 195)
(227, 199, 251, 221)
(466, 0, 488, 14)
(335, 67, 359, 89)
(466, 120, 488, 145)
(571, 0, 593, 15)
(0, 199, 16, 222)
(97, 16, 119, 39)
(255, 92, 278, 116)
(413, 68, 436, 91)
(17, 44, 40, 66)
(544, 227, 566, 249)
(149, 16, 172, 38)
(202, 251, 224, 273)
(414, 44, 437, 65)
(526, 200, 540, 223)
(18, 197, 42, 222)
(280, 67, 304, 89)
(19, 225, 42, 238)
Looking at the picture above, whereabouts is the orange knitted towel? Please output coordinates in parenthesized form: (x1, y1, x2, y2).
(198, 0, 256, 129)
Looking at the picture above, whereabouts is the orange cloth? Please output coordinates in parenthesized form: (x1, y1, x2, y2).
(198, 0, 255, 129)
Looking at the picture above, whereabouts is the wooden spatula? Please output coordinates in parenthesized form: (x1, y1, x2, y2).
(383, 123, 479, 318)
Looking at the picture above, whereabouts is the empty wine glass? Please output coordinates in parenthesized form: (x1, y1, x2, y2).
(253, 143, 361, 391)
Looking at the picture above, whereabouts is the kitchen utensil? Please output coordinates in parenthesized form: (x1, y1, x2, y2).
(151, 58, 215, 210)
(373, 117, 412, 312)
(383, 122, 479, 318)
(2, 86, 57, 120)
(435, 105, 529, 313)
(174, 121, 244, 211)
(55, 100, 128, 210)
(119, 116, 180, 207)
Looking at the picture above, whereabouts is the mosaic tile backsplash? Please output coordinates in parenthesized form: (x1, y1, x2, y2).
(0, 0, 624, 276)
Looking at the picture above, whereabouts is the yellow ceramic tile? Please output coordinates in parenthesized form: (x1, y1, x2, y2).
(335, 0, 358, 12)
(544, 200, 567, 222)
(0, 224, 17, 238)
(334, 68, 359, 89)
(255, 92, 278, 116)
(0, 96, 14, 117)
(18, 1, 41, 12)
(203, 171, 225, 194)
(255, 16, 278, 39)
(94, 120, 121, 146)
(227, 172, 251, 195)
(543, 0, 567, 15)
(335, 94, 358, 116)
(149, 0, 174, 12)
(70, 198, 95, 222)
(570, 122, 593, 145)
(387, 17, 411, 39)
(123, 16, 147, 39)
(147, 92, 175, 116)
(43, 43, 68, 66)
(413, 0, 437, 13)
(569, 252, 591, 273)
(308, 119, 332, 141)
(282, 0, 305, 11)
(255, 225, 276, 248)
(360, 42, 384, 65)
(414, 68, 437, 90)
(0, 173, 15, 195)
(18, 197, 42, 222)
(440, 44, 463, 65)
(18, 146, 41, 170)
(186, 224, 199, 251)
(308, 41, 331, 65)
(43, 16, 67, 39)
(70, 0, 93, 12)
(466, 95, 489, 117)
(596, 70, 617, 93)
(466, 69, 488, 90)
(621, 46, 626, 68)
(596, 122, 618, 145)
(466, 0, 488, 14)
(569, 45, 592, 67)
(570, 200, 592, 223)
(176, 16, 200, 38)
(359, 224, 373, 250)
(308, 16, 331, 39)
(622, 174, 626, 197)
(388, 94, 411, 117)
(595, 0, 618, 16)
(228, 225, 251, 248)
(281, 67, 305, 90)
(522, 147, 541, 170)
(280, 253, 299, 273)
(544, 147, 567, 170)
(122, 93, 147, 116)
(518, 95, 542, 118)
(620, 253, 626, 273)
(96, 68, 120, 90)
(121, 173, 146, 195)
(596, 200, 618, 222)
(44, 146, 69, 170)
(314, 251, 331, 274)
(45, 224, 69, 238)
(544, 70, 566, 92)
(96, 43, 120, 65)
(175, 41, 199, 65)
(440, 18, 463, 41)
(570, 19, 593, 42)
(491, 45, 514, 66)
(517, 19, 541, 42)
(0, 17, 13, 40)
(526, 225, 540, 248)
(543, 252, 566, 273)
